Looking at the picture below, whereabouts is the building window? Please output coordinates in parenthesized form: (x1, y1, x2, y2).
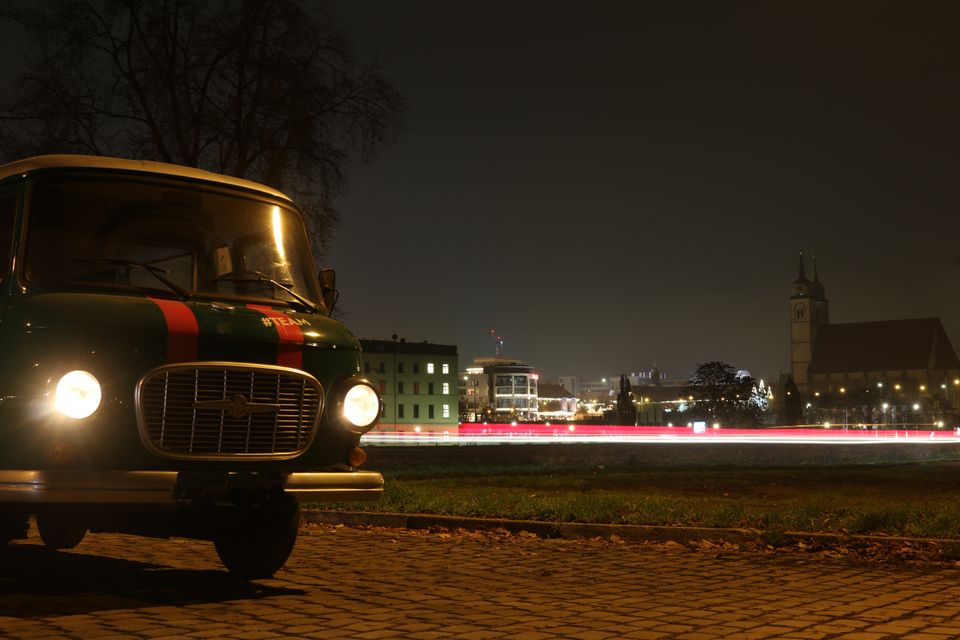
(442, 404, 450, 418)
(364, 361, 370, 373)
(427, 363, 435, 374)
(378, 362, 385, 374)
(413, 382, 420, 395)
(413, 363, 420, 374)
(442, 382, 450, 395)
(398, 404, 404, 419)
(379, 381, 385, 395)
(413, 404, 420, 418)
(795, 304, 805, 321)
(428, 405, 435, 419)
(442, 363, 449, 374)
(428, 382, 434, 394)
(397, 362, 404, 373)
(397, 381, 404, 394)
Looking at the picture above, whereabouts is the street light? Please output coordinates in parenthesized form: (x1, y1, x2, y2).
(839, 388, 847, 427)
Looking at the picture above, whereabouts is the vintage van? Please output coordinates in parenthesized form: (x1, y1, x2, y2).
(0, 155, 383, 578)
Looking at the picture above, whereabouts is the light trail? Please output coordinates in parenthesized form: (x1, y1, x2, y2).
(362, 423, 960, 446)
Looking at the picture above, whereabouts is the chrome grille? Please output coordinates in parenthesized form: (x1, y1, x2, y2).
(136, 363, 323, 459)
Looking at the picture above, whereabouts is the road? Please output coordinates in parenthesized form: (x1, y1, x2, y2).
(2, 522, 960, 639)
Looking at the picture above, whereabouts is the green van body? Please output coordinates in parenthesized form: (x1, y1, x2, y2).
(0, 156, 383, 578)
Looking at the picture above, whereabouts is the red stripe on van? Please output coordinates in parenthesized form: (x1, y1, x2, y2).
(247, 304, 304, 370)
(147, 298, 199, 362)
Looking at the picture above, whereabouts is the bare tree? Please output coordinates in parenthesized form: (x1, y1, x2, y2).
(0, 0, 405, 260)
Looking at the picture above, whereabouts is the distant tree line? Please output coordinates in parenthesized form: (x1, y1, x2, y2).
(680, 361, 765, 427)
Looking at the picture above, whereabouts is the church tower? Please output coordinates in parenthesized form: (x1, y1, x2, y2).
(790, 254, 829, 393)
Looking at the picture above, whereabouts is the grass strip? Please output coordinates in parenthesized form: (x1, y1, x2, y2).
(310, 462, 960, 539)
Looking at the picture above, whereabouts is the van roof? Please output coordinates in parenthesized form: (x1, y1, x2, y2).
(0, 154, 293, 203)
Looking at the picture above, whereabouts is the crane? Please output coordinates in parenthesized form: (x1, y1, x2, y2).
(489, 329, 503, 358)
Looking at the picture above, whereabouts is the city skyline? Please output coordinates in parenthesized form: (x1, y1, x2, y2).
(1, 3, 957, 382)
(327, 1, 960, 381)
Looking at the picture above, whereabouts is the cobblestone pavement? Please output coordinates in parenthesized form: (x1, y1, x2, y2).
(3, 523, 960, 639)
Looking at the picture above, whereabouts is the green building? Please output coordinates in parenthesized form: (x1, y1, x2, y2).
(360, 338, 459, 433)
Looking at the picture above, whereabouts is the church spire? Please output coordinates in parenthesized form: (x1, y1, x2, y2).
(792, 253, 811, 298)
(810, 255, 825, 300)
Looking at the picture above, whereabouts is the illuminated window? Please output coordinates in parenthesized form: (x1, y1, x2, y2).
(442, 364, 449, 374)
(427, 363, 435, 374)
(442, 404, 450, 418)
(442, 382, 450, 395)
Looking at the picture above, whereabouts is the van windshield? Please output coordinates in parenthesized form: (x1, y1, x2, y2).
(23, 173, 324, 311)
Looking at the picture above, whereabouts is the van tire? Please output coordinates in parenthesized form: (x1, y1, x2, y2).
(215, 500, 299, 579)
(36, 512, 88, 549)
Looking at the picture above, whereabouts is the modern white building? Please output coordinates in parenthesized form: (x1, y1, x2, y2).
(459, 356, 538, 421)
(537, 382, 577, 420)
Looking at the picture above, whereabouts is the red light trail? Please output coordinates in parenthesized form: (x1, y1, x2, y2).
(362, 423, 960, 445)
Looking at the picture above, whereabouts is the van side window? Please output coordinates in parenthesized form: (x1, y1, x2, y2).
(0, 192, 15, 281)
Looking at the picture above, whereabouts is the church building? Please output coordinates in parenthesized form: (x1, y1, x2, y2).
(789, 256, 960, 404)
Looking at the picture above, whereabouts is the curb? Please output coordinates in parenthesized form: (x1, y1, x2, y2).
(302, 509, 960, 556)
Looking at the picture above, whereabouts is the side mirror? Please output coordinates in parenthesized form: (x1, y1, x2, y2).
(318, 268, 338, 316)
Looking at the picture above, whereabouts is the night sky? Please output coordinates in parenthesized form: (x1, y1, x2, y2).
(3, 3, 959, 384)
(328, 1, 960, 383)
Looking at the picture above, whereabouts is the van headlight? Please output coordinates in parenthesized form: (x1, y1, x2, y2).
(341, 382, 381, 433)
(54, 370, 102, 419)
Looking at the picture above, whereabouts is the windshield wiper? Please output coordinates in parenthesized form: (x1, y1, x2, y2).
(216, 270, 321, 314)
(70, 258, 190, 300)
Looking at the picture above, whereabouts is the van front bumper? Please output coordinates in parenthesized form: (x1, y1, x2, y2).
(0, 470, 384, 504)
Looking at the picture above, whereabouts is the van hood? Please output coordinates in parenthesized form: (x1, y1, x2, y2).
(2, 292, 359, 369)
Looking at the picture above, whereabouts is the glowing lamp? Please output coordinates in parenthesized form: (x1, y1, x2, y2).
(54, 370, 101, 419)
(342, 383, 380, 432)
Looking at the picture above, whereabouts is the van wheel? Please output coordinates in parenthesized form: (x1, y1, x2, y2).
(215, 500, 299, 579)
(0, 513, 28, 545)
(36, 512, 88, 549)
